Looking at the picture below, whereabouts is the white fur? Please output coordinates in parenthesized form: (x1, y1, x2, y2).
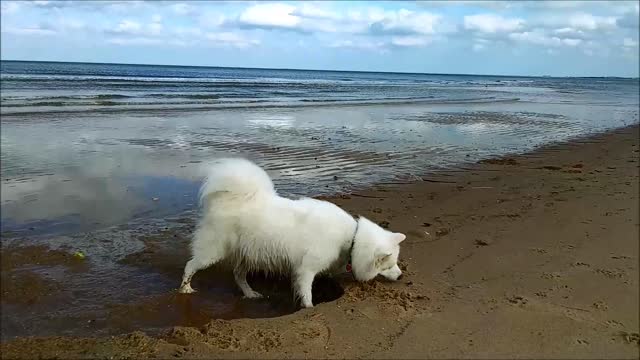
(178, 158, 405, 307)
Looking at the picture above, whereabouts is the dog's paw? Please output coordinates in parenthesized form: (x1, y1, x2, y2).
(178, 284, 196, 294)
(242, 290, 263, 299)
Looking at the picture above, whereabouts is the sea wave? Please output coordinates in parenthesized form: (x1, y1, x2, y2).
(0, 73, 397, 85)
(1, 73, 544, 88)
(0, 96, 521, 116)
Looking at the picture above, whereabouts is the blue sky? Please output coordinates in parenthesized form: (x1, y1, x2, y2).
(1, 1, 638, 77)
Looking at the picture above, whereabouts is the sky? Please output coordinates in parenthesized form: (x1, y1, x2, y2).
(1, 0, 639, 77)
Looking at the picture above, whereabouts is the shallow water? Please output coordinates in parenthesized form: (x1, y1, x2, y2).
(2, 102, 638, 236)
(1, 61, 638, 339)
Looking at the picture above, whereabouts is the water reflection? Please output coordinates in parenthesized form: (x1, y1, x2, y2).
(247, 113, 296, 129)
(1, 102, 637, 237)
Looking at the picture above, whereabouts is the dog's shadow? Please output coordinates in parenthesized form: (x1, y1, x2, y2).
(118, 234, 346, 311)
(246, 272, 346, 307)
(184, 266, 347, 313)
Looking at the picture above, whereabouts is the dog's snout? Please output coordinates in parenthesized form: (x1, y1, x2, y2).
(397, 273, 403, 280)
(380, 264, 403, 281)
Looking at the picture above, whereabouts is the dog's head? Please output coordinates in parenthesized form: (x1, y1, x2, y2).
(351, 217, 405, 282)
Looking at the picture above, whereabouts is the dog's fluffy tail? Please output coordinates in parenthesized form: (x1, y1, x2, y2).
(199, 158, 275, 206)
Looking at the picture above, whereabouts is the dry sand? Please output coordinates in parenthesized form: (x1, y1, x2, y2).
(1, 125, 638, 359)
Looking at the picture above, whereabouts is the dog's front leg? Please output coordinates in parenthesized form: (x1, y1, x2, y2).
(294, 270, 316, 308)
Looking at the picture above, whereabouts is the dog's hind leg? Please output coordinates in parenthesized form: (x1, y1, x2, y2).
(233, 266, 263, 299)
(178, 228, 227, 294)
(293, 269, 316, 308)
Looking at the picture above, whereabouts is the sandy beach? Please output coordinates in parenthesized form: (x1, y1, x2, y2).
(1, 124, 637, 359)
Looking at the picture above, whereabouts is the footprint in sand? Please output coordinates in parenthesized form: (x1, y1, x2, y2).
(605, 320, 624, 328)
(571, 261, 590, 267)
(541, 272, 562, 280)
(592, 300, 608, 311)
(611, 255, 632, 260)
(615, 331, 640, 346)
(506, 295, 528, 306)
(529, 248, 547, 254)
(594, 268, 626, 279)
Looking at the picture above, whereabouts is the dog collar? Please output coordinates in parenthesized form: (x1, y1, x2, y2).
(346, 217, 359, 274)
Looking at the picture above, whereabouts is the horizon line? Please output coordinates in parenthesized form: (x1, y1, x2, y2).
(2, 59, 638, 80)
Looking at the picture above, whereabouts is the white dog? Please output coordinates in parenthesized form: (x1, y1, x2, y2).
(178, 158, 405, 307)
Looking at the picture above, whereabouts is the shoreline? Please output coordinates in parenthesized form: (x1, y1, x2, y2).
(1, 125, 638, 358)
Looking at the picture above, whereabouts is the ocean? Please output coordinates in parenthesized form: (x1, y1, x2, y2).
(2, 60, 639, 114)
(0, 60, 639, 339)
(2, 60, 639, 237)
(1, 60, 639, 236)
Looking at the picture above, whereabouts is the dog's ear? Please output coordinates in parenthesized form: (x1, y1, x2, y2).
(391, 233, 406, 244)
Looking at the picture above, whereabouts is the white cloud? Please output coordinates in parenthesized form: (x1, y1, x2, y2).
(291, 3, 339, 20)
(205, 32, 259, 48)
(56, 18, 88, 32)
(617, 6, 639, 28)
(112, 20, 142, 34)
(553, 27, 586, 38)
(234, 4, 450, 37)
(2, 26, 57, 36)
(107, 37, 162, 46)
(423, 1, 512, 10)
(464, 14, 524, 33)
(472, 38, 490, 51)
(623, 37, 638, 47)
(198, 12, 226, 28)
(238, 3, 300, 29)
(108, 19, 164, 37)
(25, 0, 145, 11)
(519, 1, 617, 11)
(473, 43, 486, 51)
(1, 8, 89, 36)
(171, 3, 194, 16)
(562, 38, 582, 46)
(461, 10, 624, 55)
(622, 37, 639, 57)
(369, 9, 443, 36)
(105, 22, 258, 49)
(329, 39, 387, 52)
(427, 1, 638, 13)
(568, 13, 616, 30)
(172, 27, 203, 38)
(148, 22, 162, 36)
(329, 40, 355, 48)
(2, 19, 58, 36)
(390, 36, 432, 47)
(1, 1, 20, 15)
(29, 0, 56, 7)
(509, 30, 583, 47)
(108, 37, 191, 47)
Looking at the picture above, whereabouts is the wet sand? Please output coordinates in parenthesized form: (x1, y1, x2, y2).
(1, 125, 638, 359)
